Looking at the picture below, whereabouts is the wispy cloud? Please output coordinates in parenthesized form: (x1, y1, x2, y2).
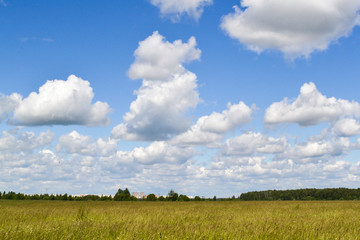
(150, 0, 212, 22)
(19, 37, 55, 43)
(42, 38, 54, 42)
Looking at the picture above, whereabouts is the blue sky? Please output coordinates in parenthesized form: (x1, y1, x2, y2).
(1, 0, 360, 197)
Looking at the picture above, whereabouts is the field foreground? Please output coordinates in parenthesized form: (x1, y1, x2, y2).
(1, 200, 360, 239)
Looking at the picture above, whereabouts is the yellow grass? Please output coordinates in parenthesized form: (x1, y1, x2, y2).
(1, 200, 360, 239)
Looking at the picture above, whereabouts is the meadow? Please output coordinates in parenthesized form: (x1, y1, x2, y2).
(1, 200, 360, 239)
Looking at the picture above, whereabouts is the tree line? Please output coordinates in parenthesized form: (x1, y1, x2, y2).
(0, 188, 213, 201)
(239, 188, 360, 201)
(2, 188, 360, 201)
(0, 191, 112, 201)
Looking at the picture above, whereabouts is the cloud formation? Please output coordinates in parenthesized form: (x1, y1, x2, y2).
(150, 0, 213, 21)
(128, 31, 201, 81)
(130, 141, 195, 165)
(171, 102, 253, 146)
(332, 118, 360, 137)
(0, 93, 22, 123)
(222, 132, 289, 156)
(12, 75, 111, 126)
(1, 126, 360, 196)
(265, 82, 360, 126)
(221, 0, 360, 58)
(280, 137, 351, 162)
(112, 32, 201, 141)
(0, 128, 55, 152)
(57, 131, 118, 157)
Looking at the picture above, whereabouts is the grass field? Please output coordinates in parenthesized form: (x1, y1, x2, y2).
(1, 200, 360, 239)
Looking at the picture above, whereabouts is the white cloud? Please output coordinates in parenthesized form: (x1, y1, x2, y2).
(0, 129, 109, 193)
(0, 129, 194, 194)
(170, 122, 223, 147)
(150, 0, 213, 21)
(0, 93, 22, 122)
(1, 127, 360, 196)
(208, 134, 360, 193)
(207, 126, 357, 192)
(222, 132, 289, 156)
(332, 118, 360, 136)
(209, 152, 360, 192)
(12, 75, 111, 126)
(221, 0, 360, 58)
(131, 141, 195, 165)
(112, 72, 199, 140)
(280, 137, 351, 163)
(0, 128, 55, 152)
(128, 31, 201, 81)
(57, 131, 118, 157)
(112, 32, 201, 141)
(290, 141, 340, 158)
(171, 102, 253, 146)
(200, 102, 253, 134)
(323, 161, 351, 172)
(99, 141, 195, 179)
(265, 82, 360, 126)
(0, 129, 66, 193)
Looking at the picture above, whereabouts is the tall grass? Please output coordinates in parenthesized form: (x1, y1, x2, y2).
(1, 200, 360, 239)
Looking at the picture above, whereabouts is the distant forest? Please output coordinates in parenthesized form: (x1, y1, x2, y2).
(1, 188, 360, 201)
(239, 188, 360, 201)
(0, 188, 208, 201)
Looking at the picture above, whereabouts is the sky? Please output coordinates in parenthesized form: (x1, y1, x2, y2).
(1, 0, 360, 197)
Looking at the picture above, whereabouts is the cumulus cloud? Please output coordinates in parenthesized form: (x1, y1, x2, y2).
(222, 132, 289, 156)
(207, 125, 358, 192)
(1, 127, 360, 196)
(115, 72, 199, 140)
(200, 102, 253, 134)
(56, 131, 118, 157)
(171, 102, 253, 146)
(112, 32, 201, 141)
(0, 128, 55, 152)
(150, 0, 213, 21)
(332, 118, 360, 136)
(323, 161, 351, 172)
(207, 133, 360, 195)
(279, 137, 351, 163)
(0, 128, 114, 193)
(12, 75, 111, 126)
(265, 82, 360, 126)
(0, 93, 22, 122)
(128, 31, 201, 81)
(130, 141, 195, 165)
(99, 141, 195, 178)
(170, 123, 222, 147)
(221, 0, 360, 58)
(209, 152, 360, 192)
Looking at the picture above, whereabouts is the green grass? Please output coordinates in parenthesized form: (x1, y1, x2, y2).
(1, 200, 360, 239)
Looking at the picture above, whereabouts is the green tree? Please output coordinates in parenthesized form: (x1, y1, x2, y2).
(167, 189, 178, 201)
(114, 188, 136, 201)
(61, 193, 68, 201)
(178, 194, 190, 201)
(194, 196, 201, 201)
(146, 194, 157, 201)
